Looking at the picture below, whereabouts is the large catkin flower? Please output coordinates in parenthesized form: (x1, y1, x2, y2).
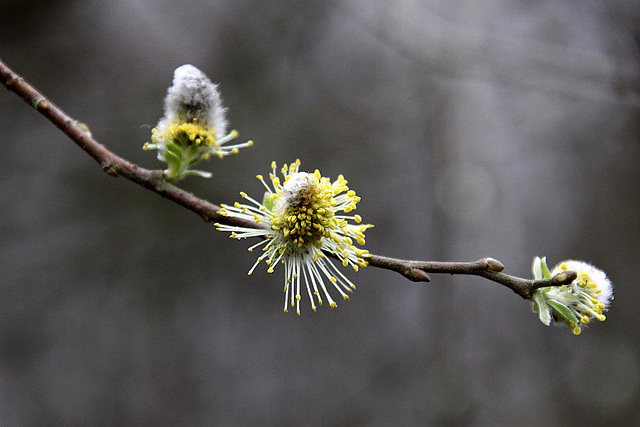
(215, 160, 373, 315)
(143, 64, 252, 181)
(531, 257, 613, 335)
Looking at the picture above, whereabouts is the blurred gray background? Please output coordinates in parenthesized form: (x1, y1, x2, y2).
(1, 0, 640, 425)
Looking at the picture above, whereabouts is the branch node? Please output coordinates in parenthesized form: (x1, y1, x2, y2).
(33, 97, 49, 111)
(485, 258, 505, 272)
(4, 74, 21, 89)
(407, 268, 431, 282)
(553, 270, 577, 285)
(101, 163, 119, 177)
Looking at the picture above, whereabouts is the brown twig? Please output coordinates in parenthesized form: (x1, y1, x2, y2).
(0, 58, 575, 299)
(365, 255, 577, 298)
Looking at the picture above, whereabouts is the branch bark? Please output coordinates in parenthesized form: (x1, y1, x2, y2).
(0, 58, 575, 300)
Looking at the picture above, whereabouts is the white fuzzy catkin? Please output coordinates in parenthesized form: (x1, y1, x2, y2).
(553, 260, 614, 306)
(282, 172, 314, 205)
(162, 64, 228, 137)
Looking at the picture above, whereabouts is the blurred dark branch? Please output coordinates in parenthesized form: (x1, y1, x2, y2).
(0, 58, 575, 300)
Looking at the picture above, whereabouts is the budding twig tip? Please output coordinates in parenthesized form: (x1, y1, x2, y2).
(485, 258, 505, 272)
(553, 270, 578, 285)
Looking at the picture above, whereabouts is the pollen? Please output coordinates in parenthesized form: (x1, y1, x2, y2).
(531, 257, 613, 334)
(214, 160, 372, 315)
(277, 174, 336, 249)
(143, 65, 253, 181)
(166, 122, 217, 148)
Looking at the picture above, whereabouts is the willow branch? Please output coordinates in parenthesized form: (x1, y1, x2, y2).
(0, 58, 575, 300)
(0, 59, 259, 230)
(365, 254, 577, 299)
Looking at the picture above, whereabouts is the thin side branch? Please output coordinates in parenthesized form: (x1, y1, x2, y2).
(0, 58, 575, 300)
(0, 59, 258, 231)
(366, 254, 577, 298)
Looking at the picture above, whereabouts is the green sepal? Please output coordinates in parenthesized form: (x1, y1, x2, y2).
(262, 191, 275, 212)
(188, 155, 202, 167)
(533, 256, 552, 280)
(163, 149, 181, 167)
(540, 257, 552, 279)
(183, 144, 201, 167)
(532, 257, 543, 280)
(182, 169, 213, 179)
(531, 291, 552, 326)
(164, 141, 183, 161)
(161, 141, 213, 182)
(546, 299, 578, 325)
